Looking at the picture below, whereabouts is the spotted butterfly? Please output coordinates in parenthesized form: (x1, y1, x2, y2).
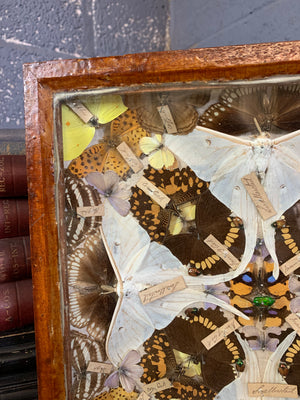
(92, 387, 139, 400)
(125, 90, 210, 135)
(68, 235, 117, 343)
(68, 110, 150, 179)
(71, 332, 106, 400)
(280, 332, 300, 392)
(65, 170, 102, 251)
(198, 84, 300, 135)
(229, 261, 291, 327)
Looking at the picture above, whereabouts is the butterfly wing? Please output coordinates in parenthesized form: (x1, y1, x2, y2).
(62, 104, 95, 161)
(85, 94, 127, 125)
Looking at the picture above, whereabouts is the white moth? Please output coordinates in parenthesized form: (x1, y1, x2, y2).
(165, 126, 300, 281)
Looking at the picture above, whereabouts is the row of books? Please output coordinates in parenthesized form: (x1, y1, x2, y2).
(0, 155, 37, 399)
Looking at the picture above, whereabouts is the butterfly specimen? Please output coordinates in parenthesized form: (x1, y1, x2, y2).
(240, 326, 282, 351)
(280, 332, 300, 392)
(160, 307, 245, 393)
(65, 170, 102, 251)
(68, 109, 150, 179)
(229, 261, 291, 327)
(274, 199, 300, 273)
(125, 90, 210, 135)
(62, 94, 128, 161)
(130, 167, 245, 280)
(140, 329, 216, 400)
(68, 235, 117, 343)
(71, 332, 106, 400)
(198, 84, 300, 135)
(86, 170, 131, 216)
(101, 205, 248, 366)
(165, 125, 300, 279)
(93, 388, 139, 400)
(139, 134, 176, 169)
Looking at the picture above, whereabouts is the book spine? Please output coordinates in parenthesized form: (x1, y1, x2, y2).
(0, 236, 31, 283)
(0, 156, 27, 197)
(0, 199, 29, 239)
(0, 279, 33, 332)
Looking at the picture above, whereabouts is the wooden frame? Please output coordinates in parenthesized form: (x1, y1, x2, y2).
(23, 41, 300, 400)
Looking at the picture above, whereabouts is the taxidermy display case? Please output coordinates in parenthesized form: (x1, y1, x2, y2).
(23, 41, 300, 400)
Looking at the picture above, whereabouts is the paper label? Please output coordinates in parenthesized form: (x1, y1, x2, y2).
(280, 253, 300, 276)
(241, 172, 276, 220)
(157, 105, 177, 134)
(204, 234, 240, 270)
(248, 383, 298, 398)
(139, 276, 186, 305)
(87, 361, 113, 374)
(66, 100, 94, 124)
(143, 378, 172, 395)
(137, 392, 150, 400)
(286, 313, 300, 335)
(77, 205, 105, 217)
(137, 177, 170, 208)
(117, 142, 143, 173)
(201, 319, 240, 350)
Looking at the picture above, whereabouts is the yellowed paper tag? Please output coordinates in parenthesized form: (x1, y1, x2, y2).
(286, 313, 300, 335)
(137, 176, 170, 208)
(139, 276, 186, 305)
(87, 361, 113, 374)
(280, 254, 300, 276)
(248, 383, 298, 398)
(201, 319, 240, 350)
(241, 172, 277, 220)
(204, 234, 240, 270)
(157, 105, 177, 134)
(77, 205, 105, 217)
(143, 378, 172, 395)
(137, 392, 150, 400)
(66, 100, 94, 124)
(117, 142, 143, 173)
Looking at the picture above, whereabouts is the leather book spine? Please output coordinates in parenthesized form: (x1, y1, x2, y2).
(0, 199, 29, 239)
(0, 155, 27, 197)
(0, 279, 34, 332)
(0, 236, 31, 283)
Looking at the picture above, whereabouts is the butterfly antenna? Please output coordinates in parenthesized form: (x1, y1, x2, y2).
(253, 117, 264, 137)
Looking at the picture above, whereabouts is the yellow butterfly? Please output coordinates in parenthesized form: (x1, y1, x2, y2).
(62, 95, 127, 161)
(173, 349, 202, 378)
(139, 134, 175, 169)
(168, 202, 196, 235)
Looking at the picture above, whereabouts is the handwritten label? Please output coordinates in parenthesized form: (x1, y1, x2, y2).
(139, 276, 186, 305)
(77, 205, 105, 217)
(66, 100, 94, 124)
(241, 172, 276, 220)
(117, 142, 143, 173)
(137, 177, 170, 208)
(201, 319, 240, 350)
(248, 383, 298, 398)
(204, 235, 240, 270)
(137, 392, 150, 400)
(286, 313, 300, 335)
(87, 361, 113, 374)
(143, 378, 172, 395)
(157, 105, 177, 134)
(280, 254, 300, 276)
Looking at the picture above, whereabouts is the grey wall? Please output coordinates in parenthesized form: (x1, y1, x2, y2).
(1, 0, 300, 133)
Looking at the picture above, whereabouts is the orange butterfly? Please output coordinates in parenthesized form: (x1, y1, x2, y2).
(68, 110, 150, 179)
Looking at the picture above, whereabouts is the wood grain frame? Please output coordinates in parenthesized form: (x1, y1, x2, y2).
(23, 41, 300, 400)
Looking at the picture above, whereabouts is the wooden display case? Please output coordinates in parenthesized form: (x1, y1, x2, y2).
(23, 42, 300, 400)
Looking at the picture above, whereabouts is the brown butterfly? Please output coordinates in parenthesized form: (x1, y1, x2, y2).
(140, 330, 216, 399)
(125, 90, 210, 135)
(65, 169, 102, 251)
(93, 388, 139, 400)
(140, 307, 244, 397)
(280, 333, 300, 392)
(229, 261, 291, 327)
(71, 332, 106, 400)
(68, 109, 150, 179)
(68, 235, 117, 343)
(274, 199, 300, 274)
(199, 84, 300, 135)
